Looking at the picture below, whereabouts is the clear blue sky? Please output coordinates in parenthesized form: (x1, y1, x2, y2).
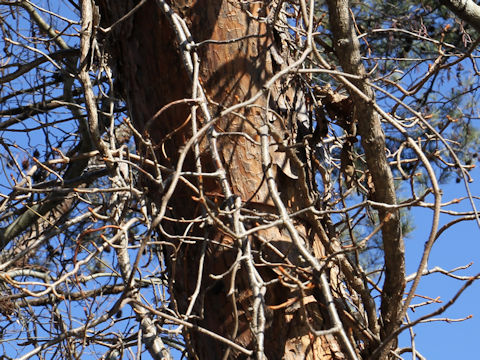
(399, 166, 480, 359)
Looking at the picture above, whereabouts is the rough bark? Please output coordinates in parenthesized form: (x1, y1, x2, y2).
(95, 0, 367, 359)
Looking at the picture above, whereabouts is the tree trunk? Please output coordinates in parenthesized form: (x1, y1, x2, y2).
(97, 1, 358, 358)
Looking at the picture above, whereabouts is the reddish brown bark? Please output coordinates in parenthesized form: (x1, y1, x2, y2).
(97, 1, 347, 358)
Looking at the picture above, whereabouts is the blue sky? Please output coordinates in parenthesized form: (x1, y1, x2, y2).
(398, 166, 480, 359)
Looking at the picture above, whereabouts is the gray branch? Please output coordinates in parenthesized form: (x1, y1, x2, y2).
(441, 0, 480, 32)
(326, 0, 405, 355)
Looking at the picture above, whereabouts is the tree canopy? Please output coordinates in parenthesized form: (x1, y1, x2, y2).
(0, 0, 479, 359)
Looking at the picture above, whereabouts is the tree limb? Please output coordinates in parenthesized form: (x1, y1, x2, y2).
(441, 0, 480, 32)
(326, 0, 405, 353)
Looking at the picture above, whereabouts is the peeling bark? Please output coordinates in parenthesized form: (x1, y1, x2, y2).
(97, 1, 352, 359)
